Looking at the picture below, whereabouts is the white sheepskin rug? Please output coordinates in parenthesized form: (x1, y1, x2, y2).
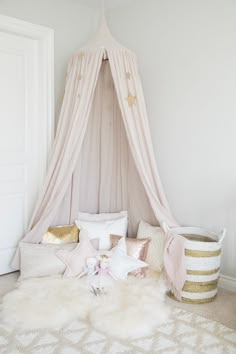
(0, 274, 169, 339)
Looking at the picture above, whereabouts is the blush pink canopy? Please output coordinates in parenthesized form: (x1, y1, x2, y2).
(11, 16, 178, 268)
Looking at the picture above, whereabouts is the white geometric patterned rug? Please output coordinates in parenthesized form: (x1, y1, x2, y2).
(0, 308, 236, 354)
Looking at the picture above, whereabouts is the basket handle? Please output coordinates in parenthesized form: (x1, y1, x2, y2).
(161, 221, 170, 233)
(219, 228, 226, 243)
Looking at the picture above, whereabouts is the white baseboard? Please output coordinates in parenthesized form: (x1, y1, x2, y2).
(218, 274, 236, 292)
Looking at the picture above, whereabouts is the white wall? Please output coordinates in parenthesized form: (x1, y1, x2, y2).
(0, 0, 235, 279)
(107, 0, 236, 279)
(0, 0, 96, 121)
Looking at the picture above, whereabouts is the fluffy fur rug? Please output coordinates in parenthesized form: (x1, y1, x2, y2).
(0, 274, 169, 339)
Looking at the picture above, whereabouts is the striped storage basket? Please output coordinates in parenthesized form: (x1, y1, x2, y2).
(164, 225, 226, 304)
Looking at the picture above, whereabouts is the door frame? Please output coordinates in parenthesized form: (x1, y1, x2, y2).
(0, 14, 54, 176)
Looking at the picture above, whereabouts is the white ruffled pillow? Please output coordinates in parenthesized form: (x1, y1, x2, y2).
(75, 212, 128, 250)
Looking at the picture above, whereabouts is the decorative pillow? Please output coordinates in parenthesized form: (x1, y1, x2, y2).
(137, 220, 165, 271)
(78, 210, 128, 222)
(42, 224, 79, 244)
(110, 235, 150, 277)
(56, 229, 98, 278)
(19, 242, 77, 280)
(75, 216, 128, 250)
(109, 237, 148, 280)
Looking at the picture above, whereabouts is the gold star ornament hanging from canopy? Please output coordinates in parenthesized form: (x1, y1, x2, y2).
(127, 94, 137, 107)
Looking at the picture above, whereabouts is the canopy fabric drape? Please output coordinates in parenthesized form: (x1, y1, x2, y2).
(53, 61, 158, 235)
(11, 18, 177, 269)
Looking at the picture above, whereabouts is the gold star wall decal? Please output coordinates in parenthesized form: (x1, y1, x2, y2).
(127, 94, 137, 107)
(126, 72, 131, 80)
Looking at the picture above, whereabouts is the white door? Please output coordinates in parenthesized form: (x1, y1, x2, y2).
(0, 17, 54, 274)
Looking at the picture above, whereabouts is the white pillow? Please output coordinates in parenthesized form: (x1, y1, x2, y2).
(19, 242, 77, 280)
(137, 220, 165, 271)
(75, 217, 128, 250)
(78, 210, 128, 222)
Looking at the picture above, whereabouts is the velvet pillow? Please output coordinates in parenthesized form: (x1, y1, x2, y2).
(110, 235, 150, 277)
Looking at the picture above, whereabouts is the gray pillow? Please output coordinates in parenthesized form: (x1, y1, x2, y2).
(19, 242, 77, 280)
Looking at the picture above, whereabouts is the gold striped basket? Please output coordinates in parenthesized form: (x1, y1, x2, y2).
(163, 225, 226, 304)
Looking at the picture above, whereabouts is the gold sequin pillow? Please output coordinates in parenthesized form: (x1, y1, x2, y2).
(42, 224, 79, 244)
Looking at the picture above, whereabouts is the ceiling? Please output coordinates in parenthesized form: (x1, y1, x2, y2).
(77, 0, 137, 10)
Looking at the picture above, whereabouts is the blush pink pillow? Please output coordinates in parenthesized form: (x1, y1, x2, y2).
(57, 229, 98, 278)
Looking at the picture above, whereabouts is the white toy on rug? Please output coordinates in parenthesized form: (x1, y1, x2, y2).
(96, 255, 113, 276)
(77, 257, 98, 278)
(91, 255, 116, 290)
